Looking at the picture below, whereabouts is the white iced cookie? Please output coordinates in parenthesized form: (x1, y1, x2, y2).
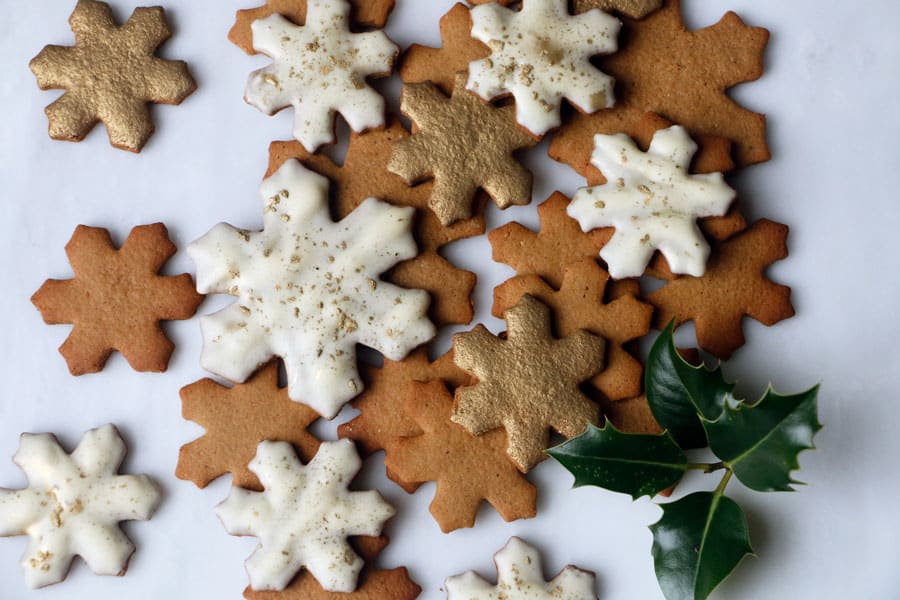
(467, 0, 619, 136)
(189, 159, 434, 419)
(216, 439, 395, 592)
(446, 537, 597, 600)
(245, 0, 398, 152)
(0, 424, 161, 589)
(568, 126, 736, 279)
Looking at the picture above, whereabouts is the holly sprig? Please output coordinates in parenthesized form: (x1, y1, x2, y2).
(548, 322, 821, 600)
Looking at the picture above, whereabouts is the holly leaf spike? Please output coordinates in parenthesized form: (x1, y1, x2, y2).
(645, 320, 735, 449)
(650, 490, 753, 600)
(704, 385, 821, 492)
(547, 423, 688, 500)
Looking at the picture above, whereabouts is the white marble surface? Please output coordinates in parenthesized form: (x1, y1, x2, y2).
(0, 1, 897, 598)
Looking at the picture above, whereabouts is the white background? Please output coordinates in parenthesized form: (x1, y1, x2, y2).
(0, 1, 898, 598)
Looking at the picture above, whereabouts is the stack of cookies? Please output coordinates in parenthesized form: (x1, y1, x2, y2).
(1, 0, 793, 597)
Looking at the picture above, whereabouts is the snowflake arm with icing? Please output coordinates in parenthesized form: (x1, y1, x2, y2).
(467, 0, 620, 136)
(189, 159, 434, 419)
(216, 439, 395, 592)
(0, 424, 160, 589)
(568, 125, 736, 279)
(445, 537, 597, 599)
(244, 0, 398, 152)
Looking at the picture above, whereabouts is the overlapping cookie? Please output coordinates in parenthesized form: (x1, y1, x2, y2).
(267, 120, 483, 327)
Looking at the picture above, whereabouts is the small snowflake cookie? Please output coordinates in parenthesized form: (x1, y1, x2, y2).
(190, 159, 434, 419)
(446, 537, 597, 599)
(0, 424, 161, 589)
(467, 0, 620, 136)
(216, 439, 395, 592)
(244, 0, 398, 152)
(567, 125, 736, 279)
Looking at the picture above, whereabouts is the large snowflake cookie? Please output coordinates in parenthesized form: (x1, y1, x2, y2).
(568, 125, 736, 279)
(244, 0, 398, 152)
(189, 159, 434, 419)
(216, 439, 395, 592)
(0, 424, 161, 589)
(446, 537, 597, 599)
(467, 0, 620, 136)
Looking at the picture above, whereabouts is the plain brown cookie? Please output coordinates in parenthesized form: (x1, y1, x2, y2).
(177, 360, 321, 491)
(267, 119, 483, 327)
(647, 220, 795, 359)
(385, 380, 537, 533)
(493, 259, 652, 402)
(243, 536, 420, 600)
(551, 0, 770, 168)
(29, 0, 196, 152)
(399, 3, 490, 94)
(338, 348, 471, 492)
(31, 223, 203, 375)
(229, 0, 396, 54)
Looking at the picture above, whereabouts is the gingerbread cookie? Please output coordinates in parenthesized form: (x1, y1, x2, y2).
(189, 159, 435, 419)
(32, 223, 203, 375)
(216, 440, 395, 592)
(0, 424, 161, 588)
(490, 192, 608, 290)
(385, 380, 537, 532)
(338, 348, 470, 458)
(471, 0, 661, 19)
(229, 0, 397, 54)
(243, 536, 420, 599)
(493, 259, 652, 401)
(243, 0, 398, 152)
(29, 0, 195, 152)
(445, 537, 597, 599)
(467, 0, 620, 136)
(177, 360, 321, 491)
(552, 0, 770, 167)
(646, 219, 795, 359)
(568, 125, 736, 279)
(267, 119, 483, 327)
(453, 295, 605, 472)
(399, 4, 490, 94)
(390, 72, 538, 226)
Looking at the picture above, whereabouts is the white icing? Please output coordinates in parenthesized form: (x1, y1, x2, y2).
(445, 537, 597, 600)
(467, 0, 620, 136)
(0, 424, 160, 589)
(189, 159, 434, 419)
(245, 1, 398, 152)
(568, 125, 736, 278)
(215, 439, 395, 592)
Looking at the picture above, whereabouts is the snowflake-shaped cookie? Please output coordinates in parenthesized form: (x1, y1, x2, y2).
(29, 0, 195, 152)
(216, 439, 395, 592)
(189, 159, 435, 419)
(467, 0, 620, 136)
(568, 125, 736, 279)
(0, 424, 160, 589)
(244, 0, 398, 152)
(446, 537, 597, 599)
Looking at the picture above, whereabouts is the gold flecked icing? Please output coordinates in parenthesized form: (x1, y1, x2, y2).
(451, 294, 605, 472)
(389, 72, 537, 226)
(29, 0, 196, 152)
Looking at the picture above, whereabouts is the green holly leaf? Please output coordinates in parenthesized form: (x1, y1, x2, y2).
(547, 423, 688, 500)
(650, 491, 753, 600)
(704, 386, 821, 492)
(645, 321, 735, 449)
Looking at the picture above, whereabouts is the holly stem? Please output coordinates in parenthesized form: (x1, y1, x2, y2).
(714, 468, 734, 496)
(686, 461, 726, 473)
